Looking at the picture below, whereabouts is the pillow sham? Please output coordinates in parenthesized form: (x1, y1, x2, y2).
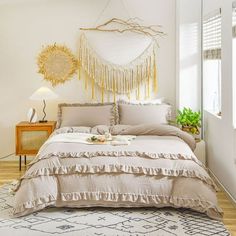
(118, 101, 171, 125)
(57, 103, 118, 128)
(119, 97, 165, 105)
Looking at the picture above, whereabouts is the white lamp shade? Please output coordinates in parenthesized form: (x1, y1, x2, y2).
(30, 87, 58, 101)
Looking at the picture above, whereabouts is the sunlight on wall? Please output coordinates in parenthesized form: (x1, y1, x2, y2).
(178, 21, 201, 111)
(203, 60, 221, 114)
(180, 23, 198, 59)
(179, 65, 199, 109)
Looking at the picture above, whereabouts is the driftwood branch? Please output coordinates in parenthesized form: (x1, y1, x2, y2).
(80, 18, 165, 38)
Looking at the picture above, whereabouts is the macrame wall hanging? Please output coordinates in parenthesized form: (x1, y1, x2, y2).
(78, 1, 165, 102)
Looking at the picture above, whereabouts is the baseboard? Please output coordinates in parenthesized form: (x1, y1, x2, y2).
(208, 168, 236, 206)
(0, 154, 34, 161)
(0, 153, 16, 161)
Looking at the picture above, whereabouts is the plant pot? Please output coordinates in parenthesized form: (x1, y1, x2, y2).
(181, 125, 200, 135)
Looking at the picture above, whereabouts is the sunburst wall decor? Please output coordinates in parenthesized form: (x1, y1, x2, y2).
(37, 44, 78, 86)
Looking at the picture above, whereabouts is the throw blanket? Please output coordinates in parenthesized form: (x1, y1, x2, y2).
(13, 124, 222, 220)
(38, 133, 136, 148)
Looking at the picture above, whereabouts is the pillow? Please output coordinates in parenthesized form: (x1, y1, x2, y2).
(119, 97, 165, 105)
(118, 101, 171, 125)
(57, 103, 118, 128)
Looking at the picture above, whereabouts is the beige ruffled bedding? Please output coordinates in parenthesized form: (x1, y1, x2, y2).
(13, 124, 223, 219)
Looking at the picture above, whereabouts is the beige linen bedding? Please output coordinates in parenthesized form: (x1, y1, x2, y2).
(13, 124, 223, 219)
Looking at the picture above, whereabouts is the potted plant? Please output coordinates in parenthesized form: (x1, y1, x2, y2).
(176, 108, 201, 136)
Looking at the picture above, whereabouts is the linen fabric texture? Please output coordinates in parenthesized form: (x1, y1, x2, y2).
(13, 124, 222, 220)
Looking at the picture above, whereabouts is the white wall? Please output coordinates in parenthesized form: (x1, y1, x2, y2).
(203, 0, 236, 200)
(0, 0, 176, 158)
(176, 0, 236, 201)
(176, 0, 202, 111)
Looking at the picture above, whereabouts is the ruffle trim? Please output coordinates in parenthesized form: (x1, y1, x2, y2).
(32, 151, 203, 167)
(13, 194, 56, 215)
(22, 164, 217, 191)
(13, 192, 223, 220)
(56, 102, 118, 129)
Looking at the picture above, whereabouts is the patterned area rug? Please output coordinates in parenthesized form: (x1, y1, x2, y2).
(0, 184, 230, 236)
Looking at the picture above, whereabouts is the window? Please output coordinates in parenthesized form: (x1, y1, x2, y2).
(203, 9, 222, 116)
(233, 2, 236, 126)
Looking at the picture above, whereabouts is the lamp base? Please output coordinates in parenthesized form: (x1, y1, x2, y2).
(39, 120, 48, 123)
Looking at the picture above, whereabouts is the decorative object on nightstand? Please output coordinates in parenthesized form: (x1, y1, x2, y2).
(15, 121, 56, 170)
(30, 87, 58, 123)
(27, 108, 37, 123)
(194, 140, 206, 166)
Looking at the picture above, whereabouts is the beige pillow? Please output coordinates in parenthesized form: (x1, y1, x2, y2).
(118, 102, 171, 125)
(57, 103, 118, 128)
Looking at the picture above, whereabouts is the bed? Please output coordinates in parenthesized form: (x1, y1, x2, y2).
(13, 102, 223, 219)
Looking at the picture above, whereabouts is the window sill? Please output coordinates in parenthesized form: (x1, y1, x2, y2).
(204, 110, 222, 120)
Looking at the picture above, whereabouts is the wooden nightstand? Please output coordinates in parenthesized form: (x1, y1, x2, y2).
(194, 140, 206, 166)
(15, 121, 56, 170)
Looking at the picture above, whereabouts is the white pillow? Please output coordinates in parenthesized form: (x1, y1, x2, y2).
(118, 102, 171, 125)
(57, 103, 118, 128)
(119, 98, 165, 105)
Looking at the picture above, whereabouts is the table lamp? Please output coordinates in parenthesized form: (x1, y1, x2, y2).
(30, 87, 58, 123)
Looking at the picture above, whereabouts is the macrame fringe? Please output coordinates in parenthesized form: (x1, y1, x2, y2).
(78, 33, 158, 102)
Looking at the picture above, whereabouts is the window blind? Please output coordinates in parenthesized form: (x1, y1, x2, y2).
(203, 9, 222, 60)
(233, 2, 236, 38)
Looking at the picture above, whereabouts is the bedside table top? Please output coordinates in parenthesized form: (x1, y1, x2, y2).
(16, 121, 56, 127)
(196, 139, 205, 144)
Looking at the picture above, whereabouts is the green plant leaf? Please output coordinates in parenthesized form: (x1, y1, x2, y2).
(175, 107, 201, 134)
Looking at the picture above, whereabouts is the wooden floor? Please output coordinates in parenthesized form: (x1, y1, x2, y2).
(0, 161, 236, 235)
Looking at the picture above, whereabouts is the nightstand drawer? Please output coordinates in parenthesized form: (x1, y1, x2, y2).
(16, 121, 56, 155)
(20, 130, 49, 151)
